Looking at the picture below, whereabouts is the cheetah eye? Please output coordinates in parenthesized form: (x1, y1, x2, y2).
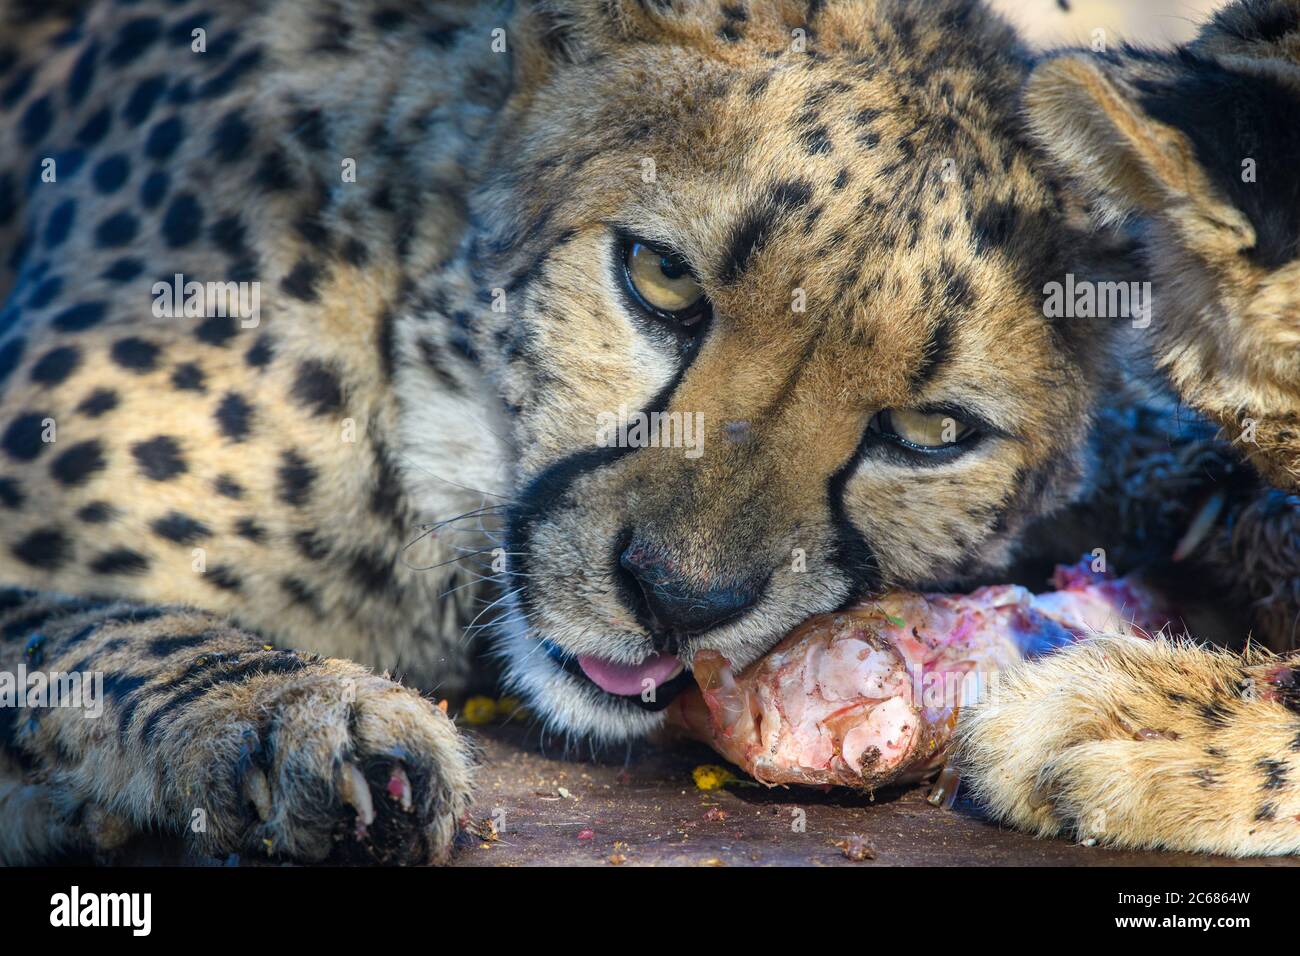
(870, 408, 975, 451)
(621, 238, 709, 328)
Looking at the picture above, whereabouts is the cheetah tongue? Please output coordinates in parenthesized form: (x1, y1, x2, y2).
(577, 652, 684, 696)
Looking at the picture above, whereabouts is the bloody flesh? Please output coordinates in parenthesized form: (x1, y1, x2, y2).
(666, 560, 1174, 789)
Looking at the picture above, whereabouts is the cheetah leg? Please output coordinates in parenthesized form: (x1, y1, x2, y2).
(955, 634, 1300, 856)
(0, 587, 475, 864)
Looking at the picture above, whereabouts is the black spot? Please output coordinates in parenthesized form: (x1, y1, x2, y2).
(89, 547, 150, 576)
(254, 150, 295, 192)
(18, 94, 53, 147)
(95, 210, 140, 247)
(139, 170, 169, 209)
(832, 169, 849, 190)
(214, 474, 244, 499)
(2, 411, 51, 461)
(292, 210, 331, 249)
(12, 527, 70, 570)
(245, 334, 274, 368)
(44, 200, 77, 249)
(75, 107, 112, 147)
(214, 391, 253, 441)
(77, 388, 118, 417)
(191, 314, 237, 348)
(280, 258, 322, 301)
(348, 549, 395, 594)
(341, 237, 369, 267)
(293, 530, 329, 560)
(378, 309, 395, 378)
(53, 301, 107, 332)
(1257, 757, 1289, 791)
(92, 153, 132, 195)
(276, 450, 316, 506)
(0, 65, 33, 109)
(290, 359, 343, 416)
(76, 501, 117, 523)
(801, 125, 833, 155)
(152, 511, 210, 544)
(122, 75, 168, 127)
(27, 275, 63, 309)
(132, 435, 186, 481)
(972, 200, 1019, 255)
(209, 215, 247, 256)
(290, 107, 328, 151)
(1254, 802, 1278, 822)
(30, 346, 80, 386)
(371, 7, 408, 30)
(147, 633, 213, 658)
(719, 180, 814, 283)
(66, 40, 99, 108)
(161, 192, 203, 247)
(107, 17, 163, 66)
(144, 115, 185, 161)
(196, 47, 263, 100)
(234, 517, 265, 542)
(0, 475, 22, 508)
(0, 172, 13, 226)
(281, 577, 324, 616)
(0, 338, 23, 386)
(50, 439, 106, 487)
(110, 336, 161, 373)
(1200, 700, 1234, 726)
(212, 108, 252, 162)
(911, 314, 954, 390)
(205, 564, 243, 591)
(108, 269, 152, 308)
(170, 362, 206, 392)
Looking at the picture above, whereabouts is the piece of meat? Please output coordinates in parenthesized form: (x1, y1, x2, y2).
(666, 559, 1175, 790)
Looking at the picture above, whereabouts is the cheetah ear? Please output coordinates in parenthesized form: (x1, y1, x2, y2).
(1024, 53, 1256, 257)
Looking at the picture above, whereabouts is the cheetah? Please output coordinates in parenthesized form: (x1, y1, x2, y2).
(0, 0, 1294, 865)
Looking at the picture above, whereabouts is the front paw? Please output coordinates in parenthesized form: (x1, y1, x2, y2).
(954, 635, 1210, 846)
(161, 652, 476, 864)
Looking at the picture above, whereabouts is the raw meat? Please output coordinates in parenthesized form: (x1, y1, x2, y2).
(666, 559, 1174, 790)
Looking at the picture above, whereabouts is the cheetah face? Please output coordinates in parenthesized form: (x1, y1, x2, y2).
(465, 0, 1114, 742)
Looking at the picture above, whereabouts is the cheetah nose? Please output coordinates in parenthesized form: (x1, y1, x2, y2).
(617, 540, 763, 651)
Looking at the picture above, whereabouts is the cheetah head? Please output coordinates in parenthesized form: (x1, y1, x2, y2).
(450, 0, 1123, 742)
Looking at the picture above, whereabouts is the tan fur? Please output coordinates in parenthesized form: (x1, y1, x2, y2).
(955, 0, 1300, 856)
(958, 635, 1300, 856)
(0, 0, 1295, 863)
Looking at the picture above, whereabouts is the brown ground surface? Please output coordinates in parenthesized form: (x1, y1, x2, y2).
(450, 722, 1298, 867)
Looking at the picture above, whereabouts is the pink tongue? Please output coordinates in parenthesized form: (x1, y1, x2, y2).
(577, 652, 683, 696)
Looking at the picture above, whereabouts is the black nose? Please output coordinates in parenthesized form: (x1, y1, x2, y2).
(617, 540, 761, 652)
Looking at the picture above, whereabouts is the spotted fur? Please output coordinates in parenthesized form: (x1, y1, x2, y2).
(958, 0, 1300, 855)
(0, 0, 1294, 863)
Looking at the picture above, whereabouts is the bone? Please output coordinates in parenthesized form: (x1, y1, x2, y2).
(667, 558, 1175, 791)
